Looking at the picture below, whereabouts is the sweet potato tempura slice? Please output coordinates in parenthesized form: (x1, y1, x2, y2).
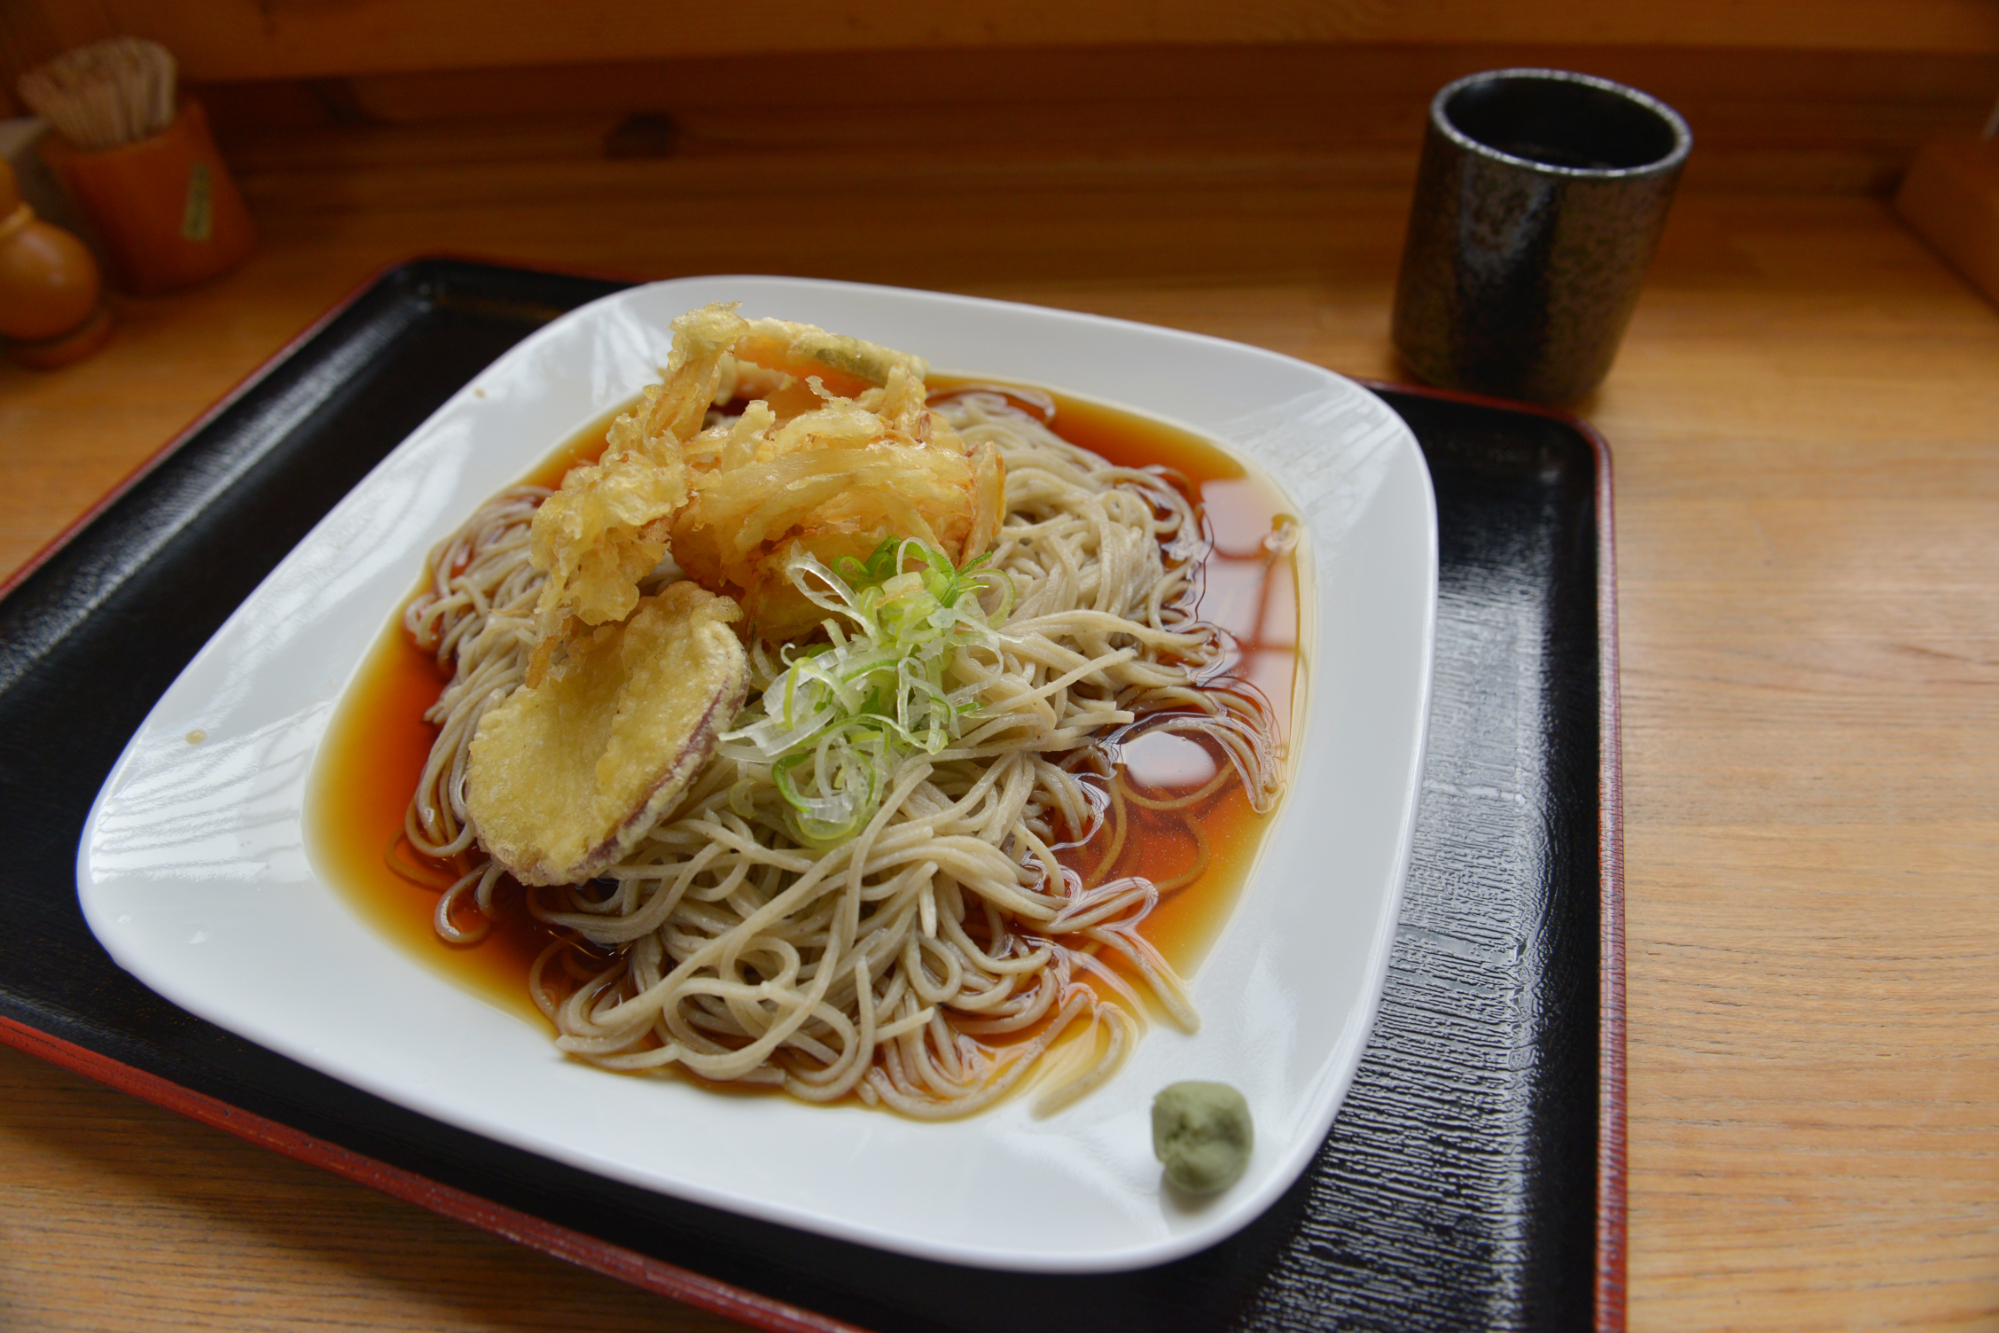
(466, 582, 750, 886)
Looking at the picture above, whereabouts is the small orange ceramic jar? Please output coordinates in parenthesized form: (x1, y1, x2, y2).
(0, 158, 112, 368)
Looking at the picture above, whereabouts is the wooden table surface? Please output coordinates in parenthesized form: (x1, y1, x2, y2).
(2, 132, 1996, 1332)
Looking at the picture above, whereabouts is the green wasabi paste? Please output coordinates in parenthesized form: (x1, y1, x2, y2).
(1151, 1081, 1253, 1195)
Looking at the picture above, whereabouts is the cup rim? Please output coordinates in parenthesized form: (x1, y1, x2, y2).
(1430, 68, 1693, 180)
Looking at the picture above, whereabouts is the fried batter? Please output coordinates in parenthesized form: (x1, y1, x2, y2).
(527, 303, 745, 654)
(526, 302, 1005, 652)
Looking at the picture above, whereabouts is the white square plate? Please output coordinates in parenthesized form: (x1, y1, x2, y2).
(77, 276, 1436, 1272)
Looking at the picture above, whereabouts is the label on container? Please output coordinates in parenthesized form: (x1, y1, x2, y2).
(181, 162, 213, 242)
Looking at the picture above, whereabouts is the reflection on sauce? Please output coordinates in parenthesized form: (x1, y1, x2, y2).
(306, 384, 1302, 1025)
(963, 382, 1303, 973)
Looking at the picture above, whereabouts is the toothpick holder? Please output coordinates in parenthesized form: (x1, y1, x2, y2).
(40, 99, 254, 296)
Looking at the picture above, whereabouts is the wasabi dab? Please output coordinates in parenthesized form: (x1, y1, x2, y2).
(1151, 1081, 1253, 1195)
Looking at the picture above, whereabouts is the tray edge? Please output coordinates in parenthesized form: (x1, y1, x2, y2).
(1359, 376, 1627, 1333)
(0, 259, 413, 602)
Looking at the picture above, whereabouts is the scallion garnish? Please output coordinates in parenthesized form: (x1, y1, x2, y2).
(718, 537, 1011, 847)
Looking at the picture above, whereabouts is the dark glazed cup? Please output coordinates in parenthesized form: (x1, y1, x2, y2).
(1391, 69, 1691, 404)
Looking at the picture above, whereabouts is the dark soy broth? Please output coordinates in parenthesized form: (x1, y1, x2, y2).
(307, 385, 1301, 1027)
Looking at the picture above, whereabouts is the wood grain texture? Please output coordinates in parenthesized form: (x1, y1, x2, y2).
(1, 101, 1997, 1333)
(178, 42, 1999, 200)
(7, 27, 1993, 199)
(3, 0, 1996, 81)
(1898, 136, 1999, 306)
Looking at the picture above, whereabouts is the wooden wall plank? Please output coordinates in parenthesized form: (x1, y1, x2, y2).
(187, 44, 1999, 200)
(313, 44, 1999, 124)
(3, 0, 1996, 83)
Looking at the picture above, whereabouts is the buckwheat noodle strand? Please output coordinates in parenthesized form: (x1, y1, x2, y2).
(399, 389, 1282, 1117)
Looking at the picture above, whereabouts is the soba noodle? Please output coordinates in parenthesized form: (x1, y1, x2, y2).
(398, 387, 1282, 1118)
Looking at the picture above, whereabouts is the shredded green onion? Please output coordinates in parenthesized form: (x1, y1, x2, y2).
(717, 537, 1012, 847)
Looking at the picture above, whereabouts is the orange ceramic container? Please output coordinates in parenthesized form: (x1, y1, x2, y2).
(40, 99, 254, 296)
(0, 157, 113, 368)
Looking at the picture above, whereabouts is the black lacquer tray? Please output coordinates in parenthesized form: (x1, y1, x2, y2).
(0, 260, 1625, 1333)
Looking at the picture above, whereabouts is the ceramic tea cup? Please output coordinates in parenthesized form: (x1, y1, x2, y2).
(1392, 68, 1692, 404)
